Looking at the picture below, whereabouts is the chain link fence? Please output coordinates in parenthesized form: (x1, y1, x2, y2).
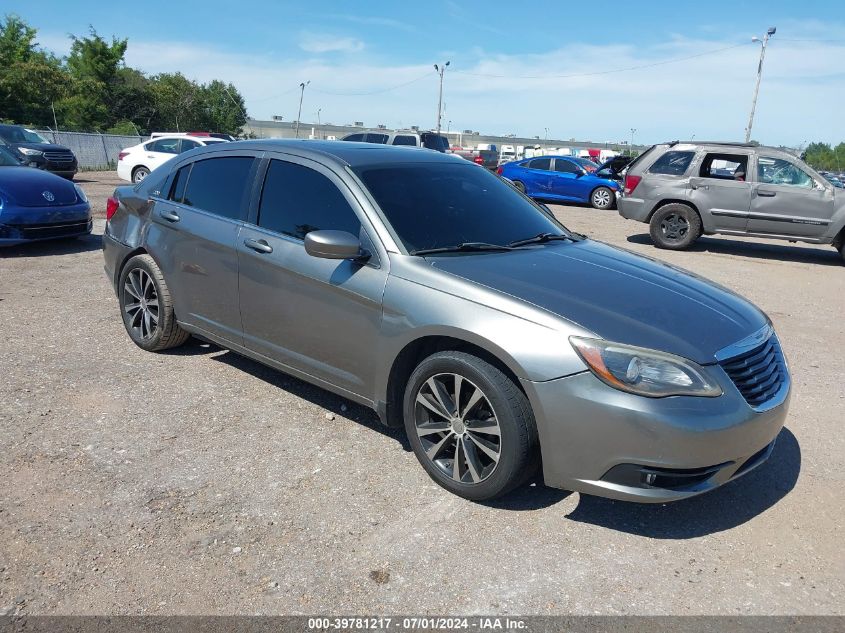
(34, 130, 149, 171)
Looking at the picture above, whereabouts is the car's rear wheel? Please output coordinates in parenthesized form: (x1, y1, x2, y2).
(649, 203, 702, 250)
(403, 351, 538, 501)
(512, 180, 526, 194)
(118, 254, 189, 352)
(132, 166, 150, 183)
(590, 186, 614, 210)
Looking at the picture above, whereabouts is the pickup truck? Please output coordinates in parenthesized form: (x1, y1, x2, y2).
(450, 147, 499, 170)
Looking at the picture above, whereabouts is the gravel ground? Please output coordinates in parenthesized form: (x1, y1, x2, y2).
(1, 175, 843, 616)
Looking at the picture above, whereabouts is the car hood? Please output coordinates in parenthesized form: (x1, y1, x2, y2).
(429, 240, 767, 364)
(0, 167, 79, 207)
(11, 142, 73, 153)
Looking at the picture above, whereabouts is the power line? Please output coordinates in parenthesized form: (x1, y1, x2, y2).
(451, 42, 753, 79)
(309, 70, 435, 96)
(775, 38, 845, 42)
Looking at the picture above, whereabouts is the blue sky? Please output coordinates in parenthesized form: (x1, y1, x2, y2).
(7, 0, 845, 145)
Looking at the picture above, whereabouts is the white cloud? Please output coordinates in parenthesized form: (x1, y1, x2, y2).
(33, 25, 845, 146)
(298, 32, 365, 54)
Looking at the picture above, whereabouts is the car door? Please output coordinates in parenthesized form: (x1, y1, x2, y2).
(689, 152, 752, 232)
(522, 157, 553, 197)
(237, 155, 389, 399)
(749, 155, 836, 238)
(143, 138, 181, 170)
(550, 158, 585, 200)
(145, 153, 259, 344)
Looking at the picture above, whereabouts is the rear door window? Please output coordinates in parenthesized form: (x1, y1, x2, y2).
(181, 156, 255, 220)
(648, 150, 695, 176)
(179, 139, 201, 153)
(392, 135, 417, 146)
(528, 158, 551, 171)
(146, 138, 180, 154)
(365, 133, 389, 144)
(257, 159, 361, 240)
(699, 153, 749, 181)
(343, 133, 365, 142)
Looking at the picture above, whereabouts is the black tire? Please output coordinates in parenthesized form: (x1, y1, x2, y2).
(118, 254, 189, 352)
(649, 203, 702, 250)
(512, 180, 526, 194)
(132, 166, 150, 183)
(590, 186, 615, 210)
(403, 351, 539, 501)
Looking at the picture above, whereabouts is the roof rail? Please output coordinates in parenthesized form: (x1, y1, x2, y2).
(664, 140, 760, 148)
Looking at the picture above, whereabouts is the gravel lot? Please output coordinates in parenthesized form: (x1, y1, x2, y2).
(1, 172, 843, 616)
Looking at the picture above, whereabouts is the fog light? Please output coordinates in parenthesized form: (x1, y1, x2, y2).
(644, 473, 657, 485)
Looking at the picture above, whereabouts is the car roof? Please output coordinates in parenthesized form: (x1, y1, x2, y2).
(187, 139, 463, 167)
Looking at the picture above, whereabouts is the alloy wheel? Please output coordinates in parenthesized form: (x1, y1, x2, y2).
(123, 268, 159, 340)
(592, 188, 612, 208)
(414, 373, 502, 484)
(660, 213, 689, 242)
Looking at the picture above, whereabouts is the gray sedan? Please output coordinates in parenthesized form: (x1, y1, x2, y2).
(102, 140, 790, 502)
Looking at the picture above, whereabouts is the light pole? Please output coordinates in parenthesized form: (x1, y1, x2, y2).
(630, 128, 637, 154)
(544, 127, 549, 148)
(295, 80, 310, 139)
(745, 27, 776, 143)
(434, 61, 450, 135)
(316, 108, 322, 139)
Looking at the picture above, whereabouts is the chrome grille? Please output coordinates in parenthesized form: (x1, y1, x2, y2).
(44, 151, 74, 163)
(719, 335, 786, 408)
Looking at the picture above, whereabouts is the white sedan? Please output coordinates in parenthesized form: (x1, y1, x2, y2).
(116, 135, 228, 183)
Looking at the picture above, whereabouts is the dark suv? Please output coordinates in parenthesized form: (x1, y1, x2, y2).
(0, 124, 78, 180)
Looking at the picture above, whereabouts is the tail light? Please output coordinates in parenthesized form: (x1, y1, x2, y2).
(473, 156, 484, 165)
(496, 167, 503, 175)
(117, 151, 128, 161)
(106, 196, 119, 220)
(624, 174, 642, 195)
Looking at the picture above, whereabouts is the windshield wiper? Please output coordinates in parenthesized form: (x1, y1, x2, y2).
(507, 232, 576, 248)
(411, 242, 514, 256)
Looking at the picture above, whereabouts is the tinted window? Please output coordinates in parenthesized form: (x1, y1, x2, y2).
(421, 133, 449, 152)
(700, 153, 748, 180)
(649, 151, 695, 175)
(365, 133, 389, 144)
(258, 160, 361, 240)
(169, 165, 190, 202)
(147, 138, 180, 154)
(343, 133, 365, 142)
(355, 162, 567, 253)
(553, 159, 580, 174)
(181, 157, 254, 219)
(758, 157, 814, 188)
(180, 139, 201, 152)
(528, 158, 551, 171)
(392, 135, 417, 146)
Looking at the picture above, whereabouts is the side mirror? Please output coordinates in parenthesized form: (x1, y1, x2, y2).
(576, 170, 585, 178)
(304, 230, 367, 260)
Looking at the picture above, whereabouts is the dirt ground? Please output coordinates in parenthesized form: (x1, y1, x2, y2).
(0, 173, 843, 616)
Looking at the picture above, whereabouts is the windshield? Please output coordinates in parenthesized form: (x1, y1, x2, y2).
(354, 162, 568, 253)
(0, 145, 23, 166)
(0, 126, 49, 144)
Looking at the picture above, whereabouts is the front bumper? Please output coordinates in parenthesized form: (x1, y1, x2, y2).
(0, 207, 92, 246)
(26, 155, 78, 178)
(523, 370, 789, 503)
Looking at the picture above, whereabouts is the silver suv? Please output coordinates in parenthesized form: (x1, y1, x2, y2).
(618, 141, 845, 260)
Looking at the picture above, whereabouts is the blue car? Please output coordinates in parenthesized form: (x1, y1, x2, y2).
(0, 145, 92, 246)
(499, 155, 622, 209)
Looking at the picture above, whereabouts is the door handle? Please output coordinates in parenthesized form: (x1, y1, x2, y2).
(244, 238, 273, 254)
(757, 190, 776, 197)
(147, 155, 156, 159)
(160, 209, 180, 222)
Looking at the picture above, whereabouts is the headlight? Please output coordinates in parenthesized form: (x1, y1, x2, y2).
(74, 184, 88, 203)
(17, 147, 44, 156)
(570, 337, 722, 398)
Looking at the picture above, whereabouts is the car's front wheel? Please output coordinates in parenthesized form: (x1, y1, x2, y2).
(649, 203, 702, 250)
(590, 186, 615, 210)
(132, 166, 150, 183)
(118, 254, 190, 352)
(403, 351, 539, 501)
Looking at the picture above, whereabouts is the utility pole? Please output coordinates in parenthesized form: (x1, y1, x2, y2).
(745, 27, 776, 143)
(295, 81, 310, 139)
(434, 61, 450, 135)
(630, 128, 637, 154)
(50, 102, 59, 131)
(316, 108, 322, 139)
(544, 127, 549, 148)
